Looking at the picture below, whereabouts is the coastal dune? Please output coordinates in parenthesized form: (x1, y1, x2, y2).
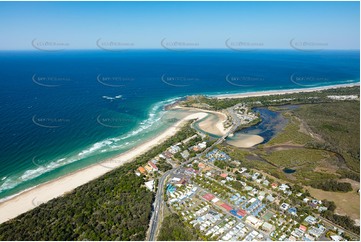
(0, 112, 208, 224)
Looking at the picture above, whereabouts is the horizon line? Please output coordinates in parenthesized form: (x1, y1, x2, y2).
(0, 48, 360, 52)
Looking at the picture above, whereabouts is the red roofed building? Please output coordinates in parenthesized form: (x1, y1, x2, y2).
(299, 225, 307, 232)
(237, 209, 247, 217)
(148, 161, 158, 171)
(221, 203, 233, 211)
(220, 173, 228, 178)
(137, 166, 146, 175)
(271, 183, 278, 189)
(202, 193, 215, 201)
(192, 146, 200, 152)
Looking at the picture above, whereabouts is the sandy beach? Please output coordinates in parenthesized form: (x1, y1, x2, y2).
(172, 106, 231, 136)
(214, 83, 359, 99)
(1, 83, 359, 224)
(0, 112, 208, 224)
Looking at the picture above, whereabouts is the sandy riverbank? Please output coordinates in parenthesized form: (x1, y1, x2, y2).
(214, 83, 359, 99)
(227, 134, 264, 148)
(172, 107, 264, 148)
(172, 106, 231, 136)
(173, 107, 265, 148)
(0, 112, 208, 224)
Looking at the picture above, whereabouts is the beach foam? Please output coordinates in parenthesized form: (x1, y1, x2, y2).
(0, 108, 208, 224)
(0, 97, 183, 197)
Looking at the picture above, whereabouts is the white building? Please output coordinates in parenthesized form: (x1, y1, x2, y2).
(280, 203, 290, 211)
(145, 180, 154, 191)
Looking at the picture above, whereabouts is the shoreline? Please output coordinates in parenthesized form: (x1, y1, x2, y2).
(0, 111, 208, 224)
(0, 82, 359, 224)
(227, 134, 265, 148)
(212, 83, 359, 99)
(172, 106, 231, 136)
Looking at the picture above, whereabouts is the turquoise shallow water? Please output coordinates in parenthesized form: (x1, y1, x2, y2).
(0, 50, 359, 199)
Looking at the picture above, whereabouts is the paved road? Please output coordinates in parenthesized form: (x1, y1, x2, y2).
(148, 169, 173, 241)
(149, 105, 359, 241)
(148, 108, 239, 241)
(195, 184, 270, 240)
(316, 215, 360, 240)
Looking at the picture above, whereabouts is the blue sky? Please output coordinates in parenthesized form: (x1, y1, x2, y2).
(0, 1, 359, 50)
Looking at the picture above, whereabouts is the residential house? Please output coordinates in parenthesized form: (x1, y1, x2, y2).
(180, 150, 190, 159)
(144, 164, 153, 173)
(137, 166, 147, 175)
(148, 161, 158, 171)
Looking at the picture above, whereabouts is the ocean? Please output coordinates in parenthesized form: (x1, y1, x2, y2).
(0, 49, 359, 200)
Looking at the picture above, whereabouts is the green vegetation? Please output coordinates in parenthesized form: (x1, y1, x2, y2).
(255, 147, 339, 185)
(322, 212, 360, 235)
(0, 122, 198, 240)
(186, 86, 360, 185)
(322, 199, 337, 212)
(214, 159, 236, 170)
(235, 116, 261, 132)
(0, 168, 153, 240)
(310, 180, 353, 192)
(262, 148, 327, 168)
(158, 214, 199, 241)
(242, 100, 359, 191)
(193, 88, 360, 234)
(294, 101, 360, 172)
(194, 176, 233, 199)
(181, 86, 359, 110)
(136, 121, 198, 164)
(337, 169, 360, 182)
(157, 158, 173, 172)
(267, 116, 313, 145)
(219, 135, 350, 190)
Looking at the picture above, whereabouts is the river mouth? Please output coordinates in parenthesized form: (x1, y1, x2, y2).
(188, 105, 295, 148)
(195, 113, 224, 137)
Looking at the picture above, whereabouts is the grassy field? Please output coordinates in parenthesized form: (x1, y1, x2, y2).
(307, 186, 360, 222)
(262, 148, 327, 168)
(262, 148, 341, 184)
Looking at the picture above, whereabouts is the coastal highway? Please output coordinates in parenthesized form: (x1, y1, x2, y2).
(148, 109, 239, 241)
(148, 169, 172, 241)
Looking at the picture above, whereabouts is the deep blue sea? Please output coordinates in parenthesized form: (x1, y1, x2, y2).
(0, 50, 359, 199)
